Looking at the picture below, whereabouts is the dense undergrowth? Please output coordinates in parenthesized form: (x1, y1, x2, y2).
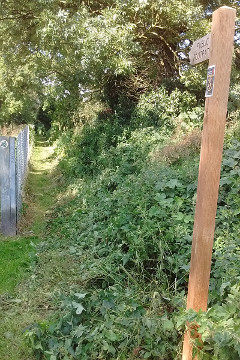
(25, 88, 240, 360)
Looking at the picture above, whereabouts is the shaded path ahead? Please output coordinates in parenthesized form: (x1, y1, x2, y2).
(19, 137, 57, 235)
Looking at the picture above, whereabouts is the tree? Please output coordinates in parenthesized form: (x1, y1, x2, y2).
(0, 0, 238, 128)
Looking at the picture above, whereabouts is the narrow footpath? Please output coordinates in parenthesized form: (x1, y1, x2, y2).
(0, 137, 58, 360)
(19, 137, 58, 234)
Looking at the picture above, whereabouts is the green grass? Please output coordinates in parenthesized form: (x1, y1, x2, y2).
(0, 237, 37, 293)
(0, 137, 59, 360)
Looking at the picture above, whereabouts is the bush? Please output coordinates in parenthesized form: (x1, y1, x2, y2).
(131, 87, 199, 129)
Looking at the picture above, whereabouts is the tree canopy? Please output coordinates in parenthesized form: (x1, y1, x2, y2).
(0, 0, 239, 127)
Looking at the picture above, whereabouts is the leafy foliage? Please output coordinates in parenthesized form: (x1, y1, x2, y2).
(25, 103, 240, 359)
(26, 289, 181, 360)
(177, 285, 240, 360)
(131, 87, 199, 128)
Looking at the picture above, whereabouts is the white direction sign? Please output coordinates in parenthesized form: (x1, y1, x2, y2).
(189, 33, 211, 65)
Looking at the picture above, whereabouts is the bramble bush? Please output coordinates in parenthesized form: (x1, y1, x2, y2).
(131, 87, 201, 129)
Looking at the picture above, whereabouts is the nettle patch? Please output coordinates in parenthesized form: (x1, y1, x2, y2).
(26, 136, 240, 359)
(25, 289, 183, 360)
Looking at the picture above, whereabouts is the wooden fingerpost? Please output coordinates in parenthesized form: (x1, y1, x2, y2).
(182, 6, 236, 360)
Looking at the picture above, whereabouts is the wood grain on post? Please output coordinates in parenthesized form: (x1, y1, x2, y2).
(182, 6, 236, 360)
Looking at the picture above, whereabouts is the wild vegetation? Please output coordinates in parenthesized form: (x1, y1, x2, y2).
(0, 1, 240, 359)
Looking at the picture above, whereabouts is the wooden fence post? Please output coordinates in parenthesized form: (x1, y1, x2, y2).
(182, 6, 236, 360)
(0, 136, 17, 236)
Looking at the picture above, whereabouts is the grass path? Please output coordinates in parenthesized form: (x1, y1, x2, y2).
(0, 137, 58, 359)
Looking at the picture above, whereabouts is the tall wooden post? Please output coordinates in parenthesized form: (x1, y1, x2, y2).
(182, 6, 236, 360)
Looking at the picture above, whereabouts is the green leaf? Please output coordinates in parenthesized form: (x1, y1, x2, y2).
(103, 299, 115, 309)
(72, 301, 85, 315)
(222, 158, 237, 168)
(103, 341, 116, 354)
(220, 177, 233, 186)
(174, 212, 184, 221)
(163, 319, 174, 331)
(166, 179, 183, 189)
(105, 330, 117, 341)
(144, 351, 152, 358)
(149, 206, 161, 217)
(34, 342, 43, 350)
(154, 193, 166, 201)
(220, 282, 231, 295)
(74, 293, 87, 299)
(74, 324, 87, 338)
